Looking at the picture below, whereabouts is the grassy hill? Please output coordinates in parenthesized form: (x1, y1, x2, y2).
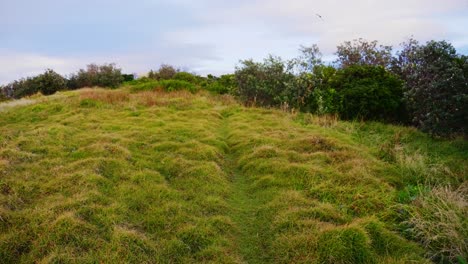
(0, 88, 466, 263)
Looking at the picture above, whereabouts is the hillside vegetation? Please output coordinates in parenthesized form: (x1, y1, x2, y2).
(0, 88, 466, 263)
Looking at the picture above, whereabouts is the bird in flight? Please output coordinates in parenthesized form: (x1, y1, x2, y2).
(315, 13, 324, 20)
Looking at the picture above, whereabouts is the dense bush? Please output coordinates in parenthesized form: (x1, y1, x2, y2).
(336, 38, 393, 69)
(148, 64, 179, 80)
(202, 74, 237, 94)
(121, 74, 135, 82)
(1, 69, 66, 98)
(159, 79, 198, 93)
(35, 69, 66, 95)
(126, 78, 161, 92)
(68, 63, 124, 89)
(4, 77, 38, 99)
(394, 40, 467, 136)
(331, 65, 405, 121)
(285, 65, 338, 113)
(125, 78, 198, 93)
(173, 72, 199, 84)
(235, 56, 293, 106)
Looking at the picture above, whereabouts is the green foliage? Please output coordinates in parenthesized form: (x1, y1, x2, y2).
(148, 64, 179, 80)
(234, 48, 404, 123)
(285, 65, 338, 113)
(394, 40, 468, 137)
(68, 63, 124, 89)
(336, 38, 393, 69)
(331, 65, 405, 121)
(35, 69, 66, 95)
(159, 80, 198, 93)
(121, 74, 135, 82)
(4, 77, 39, 99)
(2, 69, 66, 98)
(126, 78, 160, 92)
(235, 56, 293, 106)
(125, 78, 198, 93)
(202, 74, 236, 95)
(173, 72, 198, 84)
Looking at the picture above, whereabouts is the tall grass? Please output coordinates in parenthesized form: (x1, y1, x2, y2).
(406, 184, 467, 263)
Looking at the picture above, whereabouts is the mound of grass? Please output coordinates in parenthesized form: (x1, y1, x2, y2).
(125, 78, 199, 93)
(127, 79, 160, 92)
(0, 88, 465, 263)
(159, 79, 198, 93)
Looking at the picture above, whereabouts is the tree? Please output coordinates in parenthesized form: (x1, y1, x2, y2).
(8, 77, 40, 98)
(157, 64, 178, 80)
(292, 44, 323, 73)
(67, 63, 123, 89)
(235, 56, 293, 106)
(394, 40, 468, 136)
(336, 38, 393, 68)
(95, 64, 124, 88)
(36, 69, 66, 95)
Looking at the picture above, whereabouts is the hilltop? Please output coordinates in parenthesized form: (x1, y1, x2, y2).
(0, 88, 466, 263)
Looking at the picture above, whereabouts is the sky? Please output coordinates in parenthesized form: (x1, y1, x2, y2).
(1, 0, 468, 84)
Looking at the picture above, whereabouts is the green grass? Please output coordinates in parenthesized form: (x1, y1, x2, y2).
(124, 78, 198, 93)
(0, 88, 466, 263)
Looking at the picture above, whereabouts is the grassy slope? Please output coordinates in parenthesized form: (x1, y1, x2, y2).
(0, 88, 466, 263)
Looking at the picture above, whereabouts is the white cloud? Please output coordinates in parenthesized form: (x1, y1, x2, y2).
(1, 0, 467, 83)
(0, 51, 82, 84)
(168, 0, 468, 54)
(0, 42, 223, 84)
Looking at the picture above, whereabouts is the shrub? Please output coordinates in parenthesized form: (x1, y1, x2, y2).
(284, 65, 338, 113)
(67, 63, 124, 89)
(235, 56, 293, 106)
(6, 77, 39, 99)
(204, 82, 229, 94)
(159, 80, 198, 93)
(127, 79, 160, 92)
(148, 64, 178, 80)
(126, 78, 198, 93)
(331, 65, 405, 122)
(121, 74, 135, 82)
(35, 69, 66, 95)
(173, 72, 198, 84)
(394, 40, 468, 137)
(336, 38, 393, 69)
(2, 69, 66, 99)
(202, 74, 236, 95)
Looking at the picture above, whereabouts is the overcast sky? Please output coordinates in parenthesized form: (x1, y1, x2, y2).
(1, 0, 468, 84)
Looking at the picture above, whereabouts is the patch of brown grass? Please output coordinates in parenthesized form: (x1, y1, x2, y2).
(130, 90, 197, 107)
(79, 88, 129, 104)
(298, 113, 339, 127)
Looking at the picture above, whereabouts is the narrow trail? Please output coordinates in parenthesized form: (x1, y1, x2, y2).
(219, 113, 269, 264)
